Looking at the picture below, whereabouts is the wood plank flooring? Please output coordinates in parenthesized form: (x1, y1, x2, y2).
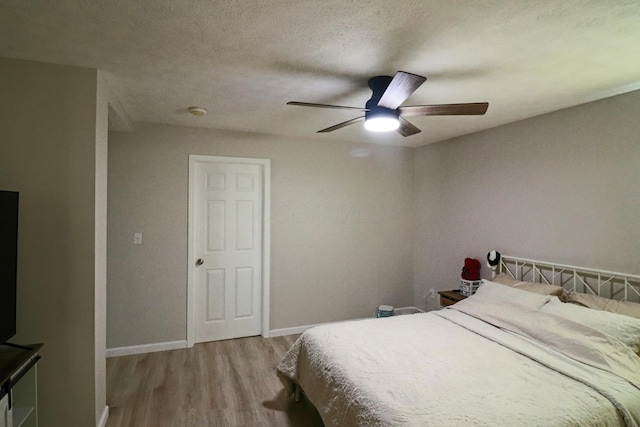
(106, 335, 324, 427)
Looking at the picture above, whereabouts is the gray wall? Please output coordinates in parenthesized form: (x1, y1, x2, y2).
(414, 89, 640, 310)
(107, 88, 640, 348)
(107, 125, 416, 348)
(0, 57, 107, 426)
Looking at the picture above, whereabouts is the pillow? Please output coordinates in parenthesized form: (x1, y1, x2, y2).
(541, 297, 640, 354)
(468, 279, 552, 309)
(565, 291, 640, 319)
(491, 273, 565, 299)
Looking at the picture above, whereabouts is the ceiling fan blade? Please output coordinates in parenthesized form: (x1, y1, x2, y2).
(396, 117, 422, 137)
(399, 102, 489, 117)
(288, 101, 368, 111)
(377, 71, 427, 110)
(317, 116, 365, 133)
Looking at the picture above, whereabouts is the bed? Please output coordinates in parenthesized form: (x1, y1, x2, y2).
(277, 255, 640, 426)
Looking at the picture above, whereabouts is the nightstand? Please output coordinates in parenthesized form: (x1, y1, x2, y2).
(438, 290, 468, 307)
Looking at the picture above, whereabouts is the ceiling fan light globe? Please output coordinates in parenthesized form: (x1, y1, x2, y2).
(365, 117, 400, 132)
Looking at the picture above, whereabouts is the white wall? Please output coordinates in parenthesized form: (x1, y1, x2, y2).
(0, 57, 105, 426)
(107, 124, 415, 347)
(413, 89, 640, 310)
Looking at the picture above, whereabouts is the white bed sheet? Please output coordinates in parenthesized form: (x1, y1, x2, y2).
(277, 297, 640, 427)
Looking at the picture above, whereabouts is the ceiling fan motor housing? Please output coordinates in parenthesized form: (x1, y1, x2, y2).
(366, 75, 394, 107)
(364, 75, 400, 131)
(365, 105, 399, 122)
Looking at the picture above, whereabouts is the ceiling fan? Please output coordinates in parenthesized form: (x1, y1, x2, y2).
(288, 71, 488, 137)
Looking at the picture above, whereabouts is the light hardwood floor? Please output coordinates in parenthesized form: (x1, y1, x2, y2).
(106, 335, 324, 427)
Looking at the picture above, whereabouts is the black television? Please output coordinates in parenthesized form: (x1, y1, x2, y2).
(0, 191, 19, 345)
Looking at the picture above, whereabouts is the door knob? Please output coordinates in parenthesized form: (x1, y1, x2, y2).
(196, 258, 204, 266)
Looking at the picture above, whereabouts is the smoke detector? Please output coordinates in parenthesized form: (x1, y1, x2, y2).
(188, 106, 207, 116)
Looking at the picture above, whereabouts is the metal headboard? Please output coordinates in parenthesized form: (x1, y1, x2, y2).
(497, 255, 640, 303)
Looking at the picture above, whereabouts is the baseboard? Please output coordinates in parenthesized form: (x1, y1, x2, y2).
(269, 324, 321, 337)
(97, 406, 109, 427)
(106, 340, 188, 358)
(108, 323, 365, 353)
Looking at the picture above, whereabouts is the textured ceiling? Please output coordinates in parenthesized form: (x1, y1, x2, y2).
(1, 0, 639, 147)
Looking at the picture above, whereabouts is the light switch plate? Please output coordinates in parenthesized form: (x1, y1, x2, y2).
(134, 232, 143, 245)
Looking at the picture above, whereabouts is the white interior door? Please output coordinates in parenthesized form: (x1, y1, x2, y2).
(189, 156, 270, 344)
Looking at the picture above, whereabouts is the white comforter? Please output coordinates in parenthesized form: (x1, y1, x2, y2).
(277, 297, 640, 427)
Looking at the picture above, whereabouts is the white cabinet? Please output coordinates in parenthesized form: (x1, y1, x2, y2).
(0, 345, 42, 427)
(10, 362, 38, 427)
(0, 393, 11, 427)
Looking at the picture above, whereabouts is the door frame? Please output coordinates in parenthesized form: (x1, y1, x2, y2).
(187, 155, 271, 347)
